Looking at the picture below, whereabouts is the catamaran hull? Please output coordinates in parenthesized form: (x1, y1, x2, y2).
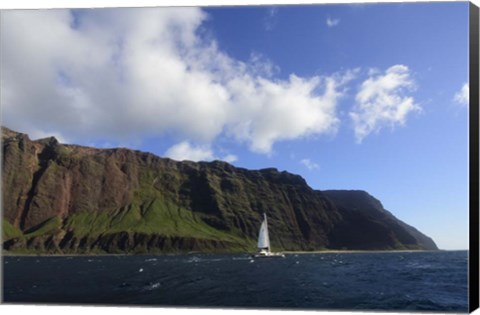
(252, 253, 286, 258)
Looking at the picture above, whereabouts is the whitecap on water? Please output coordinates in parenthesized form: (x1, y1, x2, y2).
(187, 257, 202, 263)
(143, 282, 161, 291)
(139, 268, 144, 272)
(232, 256, 250, 261)
(145, 258, 157, 262)
(407, 262, 432, 269)
(188, 256, 224, 263)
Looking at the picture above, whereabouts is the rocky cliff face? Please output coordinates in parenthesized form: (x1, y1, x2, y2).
(1, 127, 438, 254)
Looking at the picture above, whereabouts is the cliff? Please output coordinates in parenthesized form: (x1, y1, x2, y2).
(1, 127, 438, 254)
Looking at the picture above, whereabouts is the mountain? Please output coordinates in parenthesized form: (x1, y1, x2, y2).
(1, 127, 438, 254)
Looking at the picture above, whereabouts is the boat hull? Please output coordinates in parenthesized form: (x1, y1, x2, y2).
(252, 252, 285, 258)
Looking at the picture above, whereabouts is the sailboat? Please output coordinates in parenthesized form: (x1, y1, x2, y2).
(253, 213, 285, 258)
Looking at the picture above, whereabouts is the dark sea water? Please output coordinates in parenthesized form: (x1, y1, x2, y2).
(3, 251, 468, 312)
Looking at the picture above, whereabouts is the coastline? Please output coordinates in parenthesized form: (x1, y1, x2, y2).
(281, 249, 452, 254)
(2, 249, 460, 257)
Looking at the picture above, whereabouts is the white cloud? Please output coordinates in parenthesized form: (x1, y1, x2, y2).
(454, 83, 469, 106)
(222, 154, 238, 163)
(164, 141, 215, 162)
(248, 52, 279, 78)
(226, 70, 356, 153)
(164, 141, 237, 163)
(29, 129, 69, 144)
(300, 158, 319, 170)
(1, 8, 349, 155)
(264, 7, 278, 31)
(326, 18, 340, 27)
(349, 65, 420, 143)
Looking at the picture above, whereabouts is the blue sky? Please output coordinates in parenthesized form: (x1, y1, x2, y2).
(1, 2, 470, 249)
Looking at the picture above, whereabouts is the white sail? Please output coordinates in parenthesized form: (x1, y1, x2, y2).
(257, 213, 270, 250)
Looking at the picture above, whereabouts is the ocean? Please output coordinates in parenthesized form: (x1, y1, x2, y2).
(2, 250, 468, 312)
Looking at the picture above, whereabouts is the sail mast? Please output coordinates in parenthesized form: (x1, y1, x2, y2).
(264, 213, 270, 252)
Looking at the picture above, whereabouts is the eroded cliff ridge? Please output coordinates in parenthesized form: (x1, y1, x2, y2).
(2, 127, 437, 253)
